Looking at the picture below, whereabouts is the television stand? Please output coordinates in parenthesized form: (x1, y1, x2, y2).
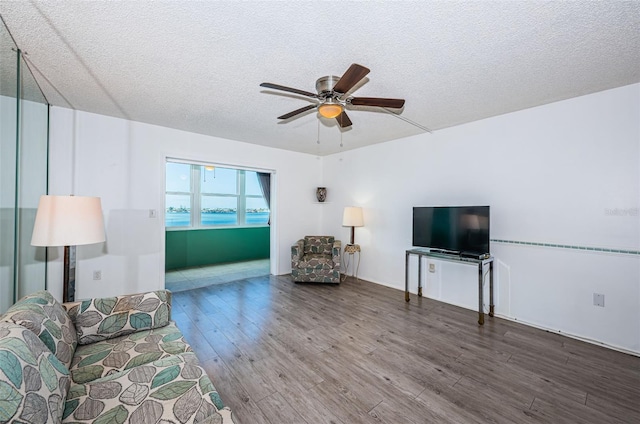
(404, 248, 494, 325)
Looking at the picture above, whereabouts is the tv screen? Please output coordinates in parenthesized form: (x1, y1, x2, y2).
(413, 206, 490, 255)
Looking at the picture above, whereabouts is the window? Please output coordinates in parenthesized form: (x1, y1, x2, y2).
(166, 161, 269, 228)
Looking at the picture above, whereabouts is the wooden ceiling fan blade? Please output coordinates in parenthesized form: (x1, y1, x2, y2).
(350, 97, 405, 108)
(260, 83, 318, 98)
(336, 111, 352, 128)
(332, 64, 370, 94)
(277, 104, 317, 120)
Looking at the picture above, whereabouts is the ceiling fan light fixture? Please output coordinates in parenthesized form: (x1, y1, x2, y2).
(318, 102, 343, 119)
(261, 63, 404, 128)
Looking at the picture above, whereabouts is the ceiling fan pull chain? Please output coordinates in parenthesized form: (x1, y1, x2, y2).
(316, 120, 320, 144)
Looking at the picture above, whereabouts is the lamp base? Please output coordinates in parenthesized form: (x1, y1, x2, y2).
(63, 245, 76, 302)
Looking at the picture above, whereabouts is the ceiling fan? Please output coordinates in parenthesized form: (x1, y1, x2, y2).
(260, 63, 405, 128)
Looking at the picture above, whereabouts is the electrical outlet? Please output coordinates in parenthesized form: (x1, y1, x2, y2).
(93, 270, 102, 281)
(593, 293, 604, 307)
(429, 263, 436, 273)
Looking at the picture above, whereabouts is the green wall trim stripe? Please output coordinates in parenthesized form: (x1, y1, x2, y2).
(491, 239, 640, 255)
(166, 227, 270, 270)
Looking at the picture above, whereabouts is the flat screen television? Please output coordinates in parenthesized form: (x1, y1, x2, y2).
(413, 206, 490, 255)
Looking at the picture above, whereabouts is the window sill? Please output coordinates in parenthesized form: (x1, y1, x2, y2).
(165, 225, 269, 231)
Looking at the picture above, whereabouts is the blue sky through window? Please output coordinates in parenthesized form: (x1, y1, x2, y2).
(166, 162, 269, 226)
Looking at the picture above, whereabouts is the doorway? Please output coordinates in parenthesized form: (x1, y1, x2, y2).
(163, 159, 274, 292)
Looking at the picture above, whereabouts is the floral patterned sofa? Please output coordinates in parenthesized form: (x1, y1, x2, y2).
(291, 235, 342, 283)
(0, 289, 234, 423)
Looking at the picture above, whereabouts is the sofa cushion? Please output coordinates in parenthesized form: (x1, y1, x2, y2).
(69, 322, 192, 384)
(0, 321, 71, 423)
(63, 352, 233, 423)
(1, 290, 77, 369)
(64, 290, 171, 346)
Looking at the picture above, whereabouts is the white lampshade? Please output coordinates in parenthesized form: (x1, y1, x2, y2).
(31, 195, 106, 247)
(342, 206, 364, 227)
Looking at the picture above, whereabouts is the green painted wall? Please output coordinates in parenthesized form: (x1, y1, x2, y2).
(165, 227, 270, 270)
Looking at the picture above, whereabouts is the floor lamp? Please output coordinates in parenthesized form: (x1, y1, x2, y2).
(31, 195, 106, 302)
(342, 206, 364, 245)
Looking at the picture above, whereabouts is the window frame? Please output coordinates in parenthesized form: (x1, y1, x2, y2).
(165, 161, 269, 230)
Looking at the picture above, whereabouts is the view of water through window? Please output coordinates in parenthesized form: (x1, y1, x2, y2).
(165, 211, 269, 227)
(166, 161, 269, 227)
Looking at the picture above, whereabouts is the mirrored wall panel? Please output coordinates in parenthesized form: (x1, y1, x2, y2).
(0, 20, 18, 312)
(0, 18, 49, 312)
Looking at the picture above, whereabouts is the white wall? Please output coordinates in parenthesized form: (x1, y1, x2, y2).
(47, 108, 324, 300)
(321, 84, 640, 354)
(46, 84, 639, 354)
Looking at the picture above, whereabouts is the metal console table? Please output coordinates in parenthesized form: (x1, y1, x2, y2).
(405, 248, 494, 325)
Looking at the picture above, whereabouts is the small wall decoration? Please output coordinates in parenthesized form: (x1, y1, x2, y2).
(316, 187, 327, 202)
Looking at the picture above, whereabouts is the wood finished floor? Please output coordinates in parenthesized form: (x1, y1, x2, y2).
(170, 275, 640, 424)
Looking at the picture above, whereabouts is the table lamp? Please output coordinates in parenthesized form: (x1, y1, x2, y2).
(31, 195, 106, 302)
(342, 206, 364, 245)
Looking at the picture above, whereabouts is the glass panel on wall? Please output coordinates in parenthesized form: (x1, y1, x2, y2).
(0, 21, 18, 313)
(16, 52, 48, 299)
(0, 18, 49, 313)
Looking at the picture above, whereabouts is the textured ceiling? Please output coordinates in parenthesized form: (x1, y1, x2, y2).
(1, 1, 639, 155)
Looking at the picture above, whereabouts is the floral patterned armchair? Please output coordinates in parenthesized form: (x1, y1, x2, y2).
(291, 236, 341, 283)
